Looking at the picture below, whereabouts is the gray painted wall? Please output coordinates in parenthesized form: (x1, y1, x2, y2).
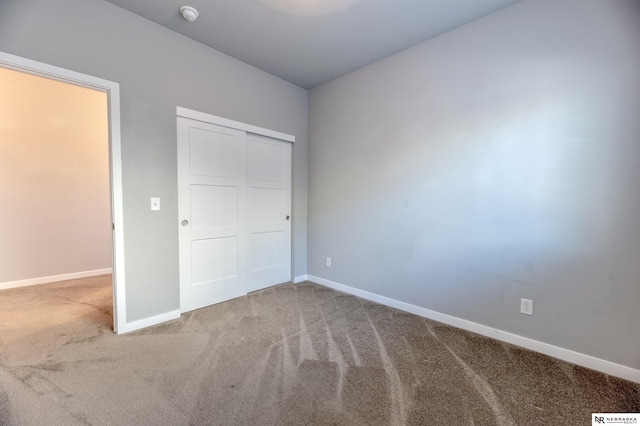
(308, 0, 640, 369)
(0, 0, 308, 322)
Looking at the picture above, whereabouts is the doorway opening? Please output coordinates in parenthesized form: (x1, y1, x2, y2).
(0, 52, 124, 333)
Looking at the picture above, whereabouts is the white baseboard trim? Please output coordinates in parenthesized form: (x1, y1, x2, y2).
(117, 309, 181, 334)
(0, 268, 113, 291)
(308, 275, 640, 384)
(293, 274, 309, 284)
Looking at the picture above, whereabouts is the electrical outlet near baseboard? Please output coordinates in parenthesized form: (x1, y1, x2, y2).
(325, 257, 332, 267)
(520, 298, 533, 315)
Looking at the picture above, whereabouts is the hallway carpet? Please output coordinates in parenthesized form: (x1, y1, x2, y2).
(0, 275, 638, 425)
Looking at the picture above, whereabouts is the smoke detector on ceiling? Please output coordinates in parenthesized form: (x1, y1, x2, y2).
(180, 6, 199, 22)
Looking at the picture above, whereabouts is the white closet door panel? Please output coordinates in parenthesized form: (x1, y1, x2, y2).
(189, 127, 238, 178)
(191, 237, 238, 285)
(178, 118, 247, 313)
(250, 140, 286, 182)
(250, 187, 284, 225)
(251, 232, 285, 271)
(247, 134, 292, 292)
(190, 185, 238, 231)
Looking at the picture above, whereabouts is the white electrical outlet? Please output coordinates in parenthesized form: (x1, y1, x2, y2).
(520, 298, 533, 315)
(150, 197, 161, 211)
(325, 257, 332, 267)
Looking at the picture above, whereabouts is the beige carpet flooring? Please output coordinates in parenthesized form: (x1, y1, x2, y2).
(0, 275, 638, 425)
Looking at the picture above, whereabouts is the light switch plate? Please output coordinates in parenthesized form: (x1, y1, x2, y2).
(151, 197, 160, 211)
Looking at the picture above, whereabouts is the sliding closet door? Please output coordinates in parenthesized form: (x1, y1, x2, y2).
(178, 118, 248, 313)
(247, 134, 292, 292)
(178, 115, 293, 313)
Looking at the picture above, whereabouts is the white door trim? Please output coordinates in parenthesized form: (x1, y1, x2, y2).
(0, 51, 126, 334)
(177, 106, 295, 143)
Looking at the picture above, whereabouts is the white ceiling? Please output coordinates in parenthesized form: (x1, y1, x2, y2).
(104, 0, 521, 89)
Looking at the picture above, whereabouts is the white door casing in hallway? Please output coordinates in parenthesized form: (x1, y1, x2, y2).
(177, 109, 293, 313)
(0, 51, 125, 333)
